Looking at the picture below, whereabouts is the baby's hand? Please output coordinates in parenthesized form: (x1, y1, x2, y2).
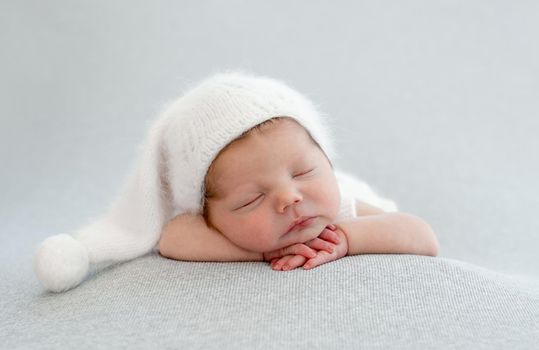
(262, 242, 319, 262)
(263, 225, 348, 271)
(302, 225, 348, 270)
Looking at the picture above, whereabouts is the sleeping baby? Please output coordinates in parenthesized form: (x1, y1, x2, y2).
(34, 71, 439, 292)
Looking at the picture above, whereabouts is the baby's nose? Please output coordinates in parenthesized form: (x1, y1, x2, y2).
(276, 189, 303, 213)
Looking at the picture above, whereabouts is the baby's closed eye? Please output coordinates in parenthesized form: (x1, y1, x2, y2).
(235, 194, 264, 210)
(293, 167, 315, 178)
(233, 167, 317, 210)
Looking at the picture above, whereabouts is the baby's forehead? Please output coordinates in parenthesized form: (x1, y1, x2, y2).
(205, 117, 326, 196)
(212, 146, 324, 195)
(213, 154, 321, 198)
(232, 120, 319, 158)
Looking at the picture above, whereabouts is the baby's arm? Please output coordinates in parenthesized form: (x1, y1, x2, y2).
(158, 213, 317, 262)
(267, 201, 439, 270)
(337, 212, 439, 257)
(159, 213, 262, 261)
(340, 198, 438, 257)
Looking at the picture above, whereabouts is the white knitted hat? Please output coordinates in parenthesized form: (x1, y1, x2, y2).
(33, 71, 344, 292)
(163, 71, 336, 214)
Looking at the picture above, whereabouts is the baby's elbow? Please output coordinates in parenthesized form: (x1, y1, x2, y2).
(402, 213, 439, 257)
(421, 220, 439, 257)
(427, 233, 440, 257)
(158, 231, 171, 258)
(158, 223, 176, 259)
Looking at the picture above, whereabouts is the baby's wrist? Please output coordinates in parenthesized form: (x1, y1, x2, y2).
(333, 224, 350, 255)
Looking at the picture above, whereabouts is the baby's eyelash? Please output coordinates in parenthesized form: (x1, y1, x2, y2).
(294, 168, 315, 177)
(237, 194, 263, 209)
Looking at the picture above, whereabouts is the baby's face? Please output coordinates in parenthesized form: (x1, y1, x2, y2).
(205, 118, 341, 253)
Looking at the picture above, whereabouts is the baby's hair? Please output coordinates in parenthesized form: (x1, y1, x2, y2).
(202, 116, 330, 223)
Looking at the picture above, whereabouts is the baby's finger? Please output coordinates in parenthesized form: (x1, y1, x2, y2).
(270, 256, 284, 269)
(304, 237, 335, 254)
(318, 228, 340, 244)
(272, 255, 295, 271)
(280, 255, 307, 271)
(264, 243, 316, 261)
(303, 251, 334, 270)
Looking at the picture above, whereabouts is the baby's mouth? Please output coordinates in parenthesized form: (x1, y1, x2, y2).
(285, 216, 318, 234)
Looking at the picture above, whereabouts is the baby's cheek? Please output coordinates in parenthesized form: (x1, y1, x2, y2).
(240, 216, 277, 252)
(313, 178, 340, 216)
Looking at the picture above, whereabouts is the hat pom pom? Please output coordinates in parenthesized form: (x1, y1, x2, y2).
(34, 234, 90, 292)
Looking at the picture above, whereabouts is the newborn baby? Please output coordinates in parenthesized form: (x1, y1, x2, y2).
(34, 71, 438, 293)
(159, 116, 438, 271)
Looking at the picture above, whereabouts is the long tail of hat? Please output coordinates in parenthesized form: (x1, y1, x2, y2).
(34, 116, 173, 293)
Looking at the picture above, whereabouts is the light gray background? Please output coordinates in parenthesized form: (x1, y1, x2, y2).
(1, 0, 538, 286)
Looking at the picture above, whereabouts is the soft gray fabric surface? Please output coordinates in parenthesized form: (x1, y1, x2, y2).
(2, 1, 539, 349)
(2, 254, 538, 349)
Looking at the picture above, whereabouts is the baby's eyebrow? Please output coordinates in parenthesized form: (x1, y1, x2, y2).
(229, 185, 260, 197)
(213, 181, 256, 200)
